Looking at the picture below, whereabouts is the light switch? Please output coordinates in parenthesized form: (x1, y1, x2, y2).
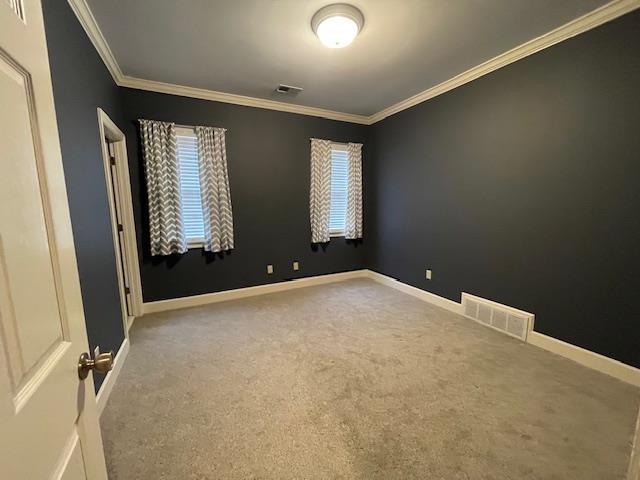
(426, 269, 432, 280)
(267, 264, 274, 274)
(293, 261, 299, 271)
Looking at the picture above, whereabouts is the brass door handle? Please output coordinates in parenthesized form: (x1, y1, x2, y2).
(78, 351, 114, 380)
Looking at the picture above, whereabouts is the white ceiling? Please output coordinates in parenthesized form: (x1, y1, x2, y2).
(86, 0, 610, 116)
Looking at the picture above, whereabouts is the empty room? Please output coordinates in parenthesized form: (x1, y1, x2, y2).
(1, 0, 639, 478)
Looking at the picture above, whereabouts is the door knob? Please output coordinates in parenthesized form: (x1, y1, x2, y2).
(78, 351, 114, 380)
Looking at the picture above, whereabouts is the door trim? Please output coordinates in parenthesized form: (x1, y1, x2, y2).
(95, 337, 129, 416)
(629, 407, 640, 480)
(97, 108, 142, 324)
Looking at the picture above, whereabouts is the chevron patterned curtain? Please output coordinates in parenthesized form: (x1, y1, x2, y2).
(195, 126, 234, 252)
(309, 138, 332, 243)
(345, 142, 363, 239)
(139, 119, 187, 256)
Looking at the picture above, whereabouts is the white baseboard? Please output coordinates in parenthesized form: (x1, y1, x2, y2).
(364, 270, 463, 315)
(138, 268, 639, 387)
(628, 409, 640, 480)
(527, 332, 640, 387)
(364, 271, 640, 387)
(126, 315, 135, 331)
(141, 270, 369, 315)
(96, 337, 130, 416)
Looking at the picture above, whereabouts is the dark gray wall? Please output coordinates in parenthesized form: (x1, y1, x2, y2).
(42, 0, 639, 374)
(42, 0, 126, 390)
(367, 11, 640, 368)
(119, 89, 369, 302)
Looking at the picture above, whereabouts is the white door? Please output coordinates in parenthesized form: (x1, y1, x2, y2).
(105, 140, 133, 317)
(0, 1, 108, 479)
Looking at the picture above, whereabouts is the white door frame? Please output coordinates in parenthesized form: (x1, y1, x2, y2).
(97, 108, 142, 324)
(629, 407, 640, 480)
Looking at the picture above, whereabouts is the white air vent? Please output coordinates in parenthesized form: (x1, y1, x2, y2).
(275, 84, 303, 95)
(461, 293, 534, 341)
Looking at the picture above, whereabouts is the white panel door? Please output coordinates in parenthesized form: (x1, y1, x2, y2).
(0, 1, 108, 479)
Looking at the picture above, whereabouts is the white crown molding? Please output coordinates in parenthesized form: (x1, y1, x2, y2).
(66, 0, 368, 124)
(67, 0, 123, 83)
(69, 0, 640, 126)
(117, 75, 370, 124)
(368, 0, 640, 123)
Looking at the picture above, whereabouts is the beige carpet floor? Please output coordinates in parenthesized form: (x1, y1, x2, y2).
(101, 279, 639, 479)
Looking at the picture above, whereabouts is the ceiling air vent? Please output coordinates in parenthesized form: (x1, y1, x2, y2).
(461, 293, 534, 341)
(275, 84, 304, 95)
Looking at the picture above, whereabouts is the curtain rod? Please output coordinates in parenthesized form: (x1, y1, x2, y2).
(175, 123, 227, 132)
(309, 138, 362, 146)
(138, 119, 226, 131)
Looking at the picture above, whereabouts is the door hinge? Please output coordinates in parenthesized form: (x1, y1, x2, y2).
(125, 286, 131, 295)
(109, 156, 116, 166)
(117, 224, 124, 232)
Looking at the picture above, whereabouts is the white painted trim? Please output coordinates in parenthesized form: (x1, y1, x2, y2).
(97, 112, 129, 334)
(97, 108, 143, 321)
(118, 76, 369, 125)
(140, 268, 640, 386)
(141, 270, 369, 315)
(628, 408, 640, 480)
(527, 331, 640, 388)
(67, 0, 367, 124)
(66, 0, 123, 82)
(364, 271, 640, 387)
(95, 338, 129, 416)
(69, 0, 640, 125)
(364, 270, 463, 315)
(368, 0, 640, 123)
(175, 126, 196, 137)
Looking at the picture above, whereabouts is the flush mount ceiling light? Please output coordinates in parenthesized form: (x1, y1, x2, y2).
(311, 3, 364, 49)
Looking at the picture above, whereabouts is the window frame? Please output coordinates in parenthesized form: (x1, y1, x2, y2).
(329, 142, 349, 238)
(175, 126, 205, 249)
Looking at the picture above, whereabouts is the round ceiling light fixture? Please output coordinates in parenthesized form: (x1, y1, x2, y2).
(311, 3, 364, 49)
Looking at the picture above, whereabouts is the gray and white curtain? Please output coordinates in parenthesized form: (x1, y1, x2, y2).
(309, 138, 332, 243)
(140, 119, 187, 256)
(195, 126, 234, 252)
(345, 142, 363, 239)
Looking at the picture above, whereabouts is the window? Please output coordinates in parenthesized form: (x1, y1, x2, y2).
(176, 127, 205, 246)
(329, 144, 349, 236)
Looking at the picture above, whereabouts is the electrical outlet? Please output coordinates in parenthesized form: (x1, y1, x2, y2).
(426, 269, 432, 280)
(267, 264, 274, 274)
(94, 345, 100, 358)
(293, 261, 299, 271)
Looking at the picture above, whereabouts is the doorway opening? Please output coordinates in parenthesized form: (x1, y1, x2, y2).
(97, 108, 142, 331)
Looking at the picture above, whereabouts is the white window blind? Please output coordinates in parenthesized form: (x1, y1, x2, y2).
(176, 130, 205, 245)
(329, 146, 349, 236)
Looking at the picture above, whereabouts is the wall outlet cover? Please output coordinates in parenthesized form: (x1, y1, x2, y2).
(426, 269, 432, 280)
(267, 264, 274, 274)
(293, 261, 299, 271)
